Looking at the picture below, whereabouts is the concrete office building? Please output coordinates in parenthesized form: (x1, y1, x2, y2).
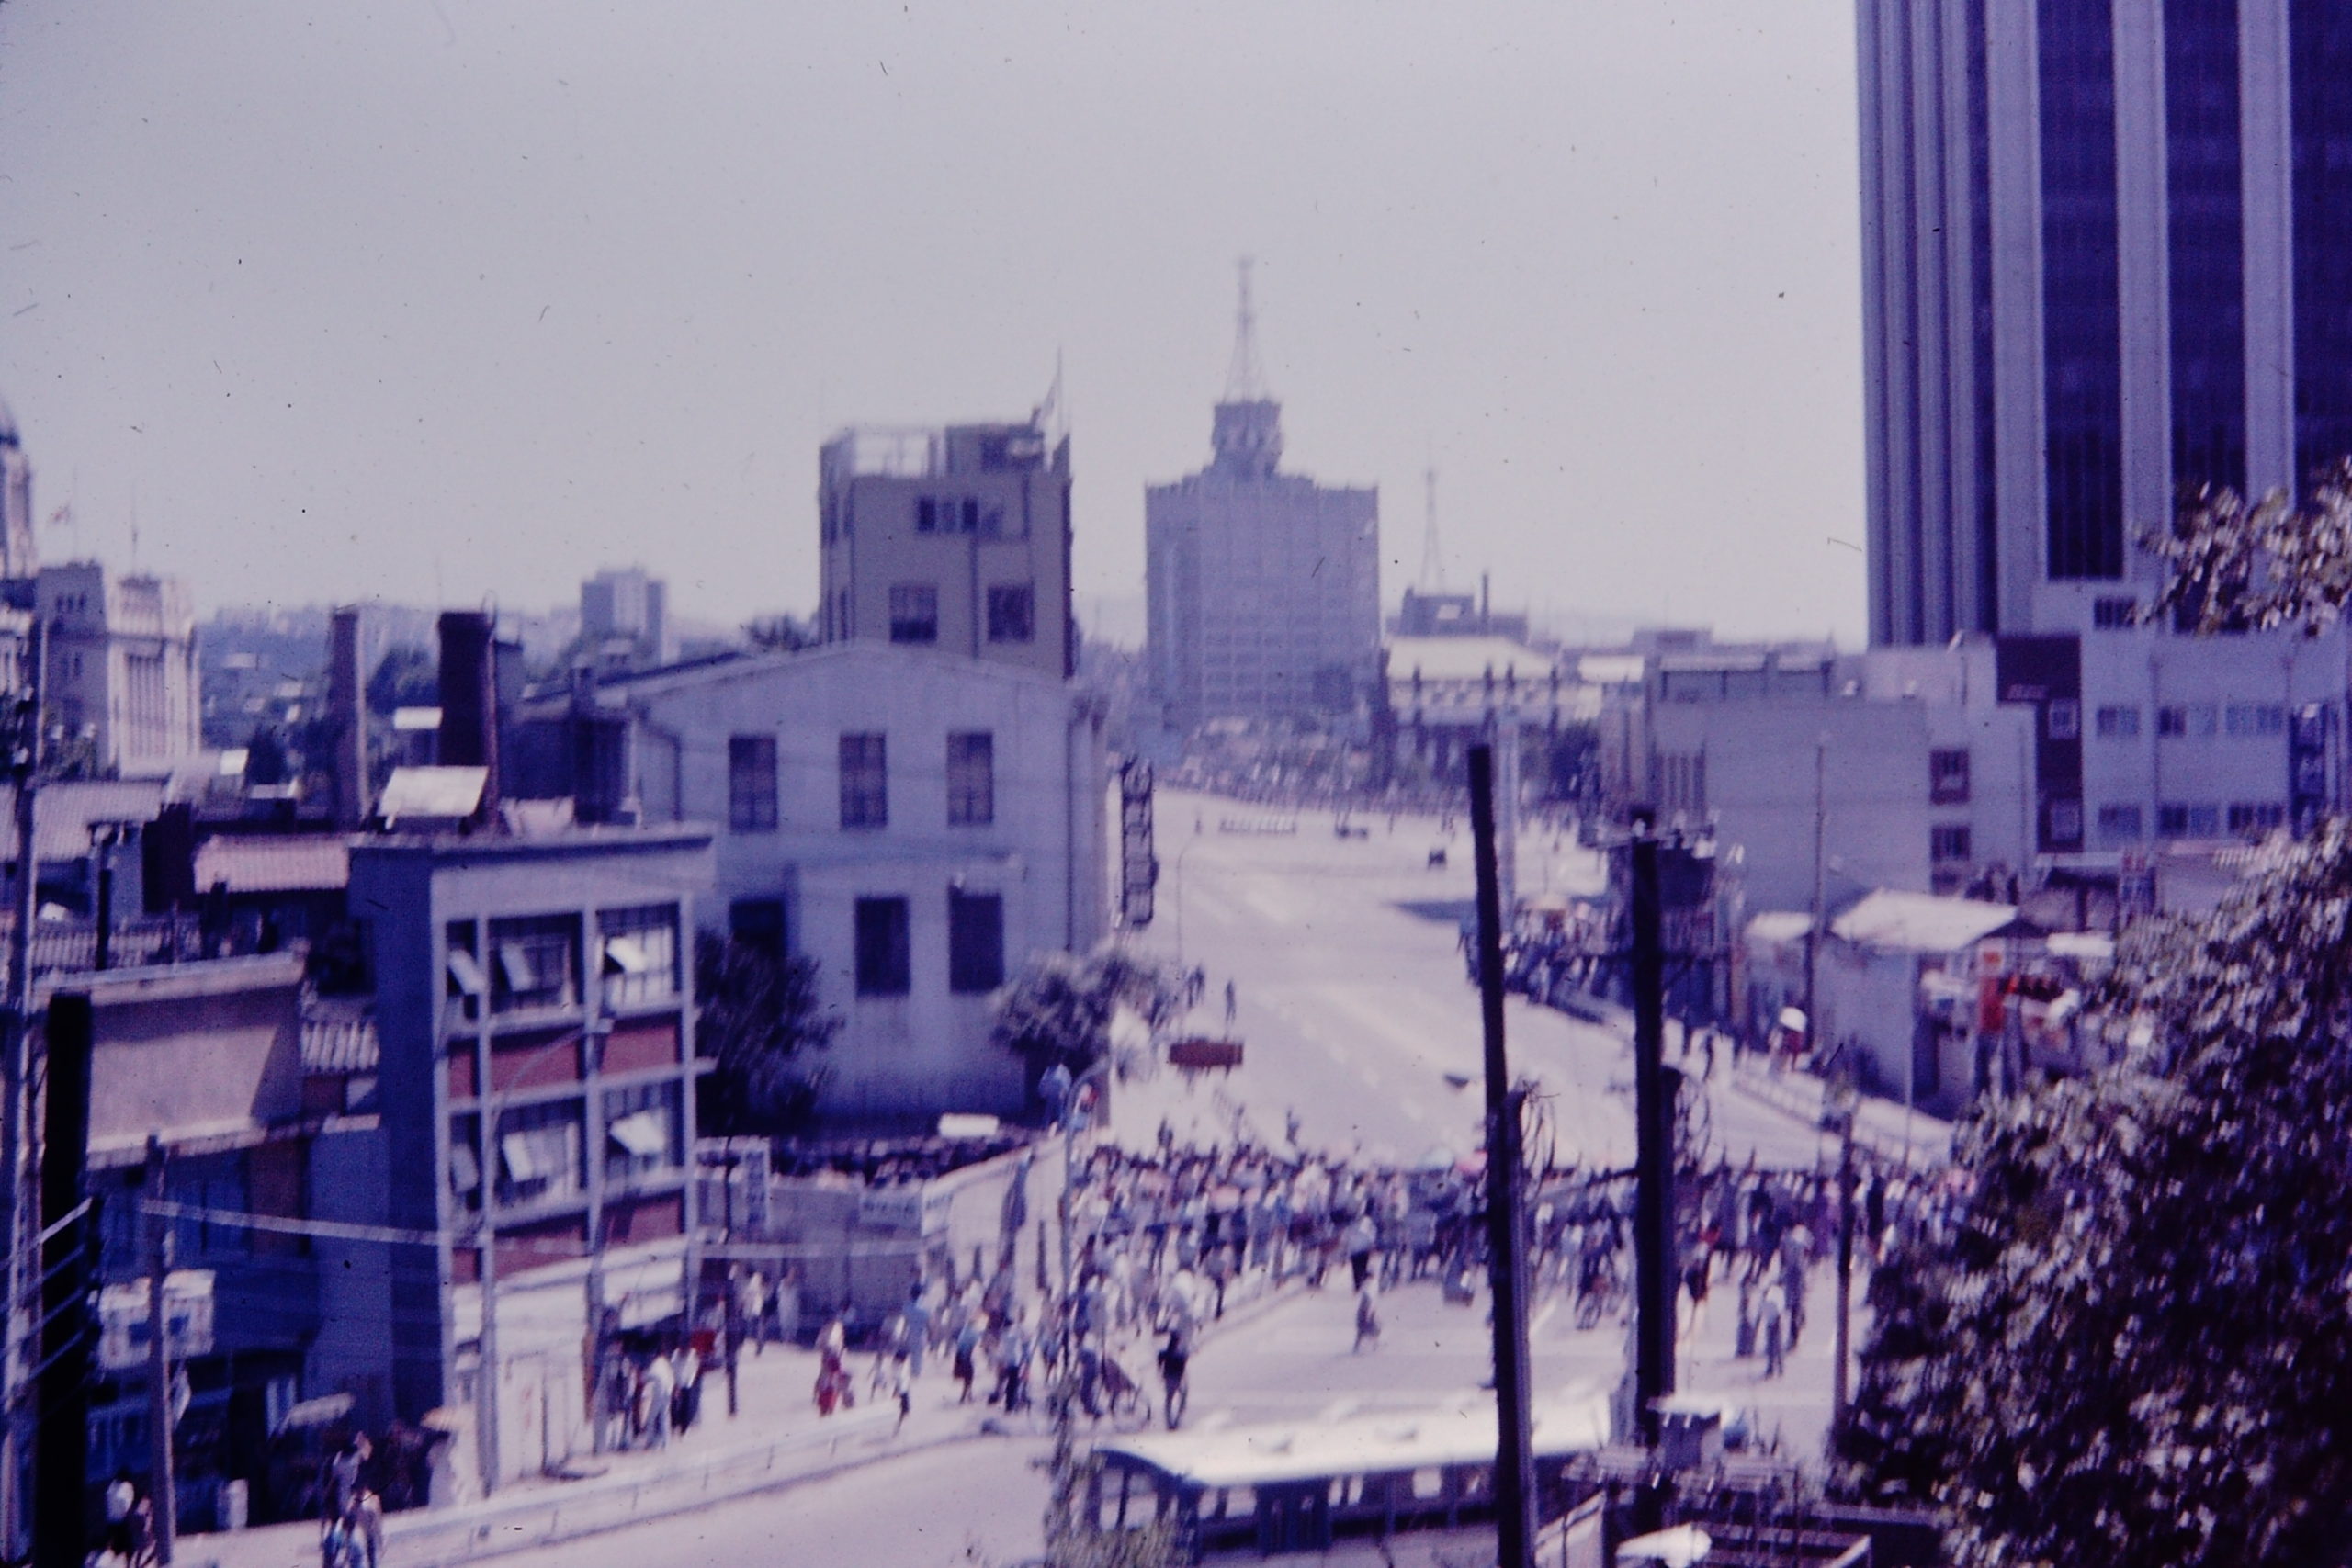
(512, 642, 1109, 1126)
(579, 567, 672, 671)
(38, 563, 203, 775)
(351, 824, 713, 1489)
(1147, 267, 1379, 732)
(818, 417, 1074, 682)
(1857, 0, 2352, 852)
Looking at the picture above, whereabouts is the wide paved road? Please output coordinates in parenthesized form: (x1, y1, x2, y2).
(1112, 791, 1829, 1172)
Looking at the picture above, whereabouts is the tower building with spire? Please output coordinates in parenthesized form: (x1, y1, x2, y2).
(1146, 262, 1380, 731)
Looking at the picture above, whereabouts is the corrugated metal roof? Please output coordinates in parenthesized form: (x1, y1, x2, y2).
(301, 1005, 379, 1075)
(1829, 889, 2027, 953)
(0, 779, 169, 863)
(378, 766, 486, 821)
(191, 835, 350, 895)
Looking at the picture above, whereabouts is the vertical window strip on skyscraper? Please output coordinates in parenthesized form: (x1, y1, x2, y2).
(2291, 1, 2352, 491)
(2165, 0, 2248, 498)
(2039, 0, 2126, 579)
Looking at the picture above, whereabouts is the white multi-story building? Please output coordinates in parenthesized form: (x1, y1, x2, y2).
(1637, 639, 2038, 915)
(519, 642, 1109, 1125)
(1147, 268, 1379, 731)
(818, 419, 1074, 682)
(38, 562, 202, 775)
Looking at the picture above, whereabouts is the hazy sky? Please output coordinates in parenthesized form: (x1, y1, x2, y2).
(0, 1, 1867, 645)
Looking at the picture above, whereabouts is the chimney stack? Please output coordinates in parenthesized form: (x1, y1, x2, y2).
(328, 606, 368, 829)
(437, 610, 500, 820)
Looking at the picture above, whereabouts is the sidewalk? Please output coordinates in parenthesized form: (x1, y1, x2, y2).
(1724, 1058, 1953, 1168)
(187, 1345, 965, 1568)
(187, 1267, 1300, 1568)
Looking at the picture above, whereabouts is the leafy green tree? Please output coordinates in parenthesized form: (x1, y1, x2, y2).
(2145, 459, 2352, 635)
(990, 946, 1192, 1078)
(694, 931, 841, 1135)
(1838, 780, 2352, 1566)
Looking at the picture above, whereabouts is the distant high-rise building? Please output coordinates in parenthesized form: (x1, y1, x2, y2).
(1147, 264, 1379, 730)
(818, 418, 1074, 681)
(1859, 1, 2352, 852)
(580, 566, 672, 670)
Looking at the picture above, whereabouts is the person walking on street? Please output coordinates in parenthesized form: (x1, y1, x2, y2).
(953, 1314, 982, 1404)
(1758, 1280, 1788, 1379)
(643, 1349, 677, 1447)
(741, 1270, 770, 1356)
(1156, 1324, 1191, 1429)
(1345, 1211, 1378, 1292)
(1353, 1283, 1382, 1354)
(902, 1280, 933, 1378)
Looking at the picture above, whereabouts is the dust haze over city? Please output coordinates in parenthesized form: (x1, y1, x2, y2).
(1, 3, 2347, 1568)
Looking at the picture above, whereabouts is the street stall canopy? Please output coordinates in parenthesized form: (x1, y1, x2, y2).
(1828, 889, 2034, 954)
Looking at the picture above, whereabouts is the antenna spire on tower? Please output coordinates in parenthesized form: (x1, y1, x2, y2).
(1222, 255, 1271, 402)
(1419, 457, 1447, 592)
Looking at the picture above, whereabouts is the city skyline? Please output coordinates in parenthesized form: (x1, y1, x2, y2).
(0, 0, 1867, 645)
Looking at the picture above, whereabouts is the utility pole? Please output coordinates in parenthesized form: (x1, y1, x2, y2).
(2, 616, 45, 1558)
(470, 921, 501, 1498)
(144, 1135, 176, 1564)
(33, 991, 92, 1568)
(1804, 737, 1826, 1055)
(1467, 745, 1534, 1568)
(1629, 816, 1675, 1442)
(1830, 1088, 1858, 1427)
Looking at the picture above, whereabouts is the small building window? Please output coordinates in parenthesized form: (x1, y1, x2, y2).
(987, 584, 1035, 644)
(2094, 705, 2140, 739)
(2156, 705, 2187, 738)
(729, 897, 786, 957)
(603, 1080, 682, 1184)
(2224, 704, 2286, 738)
(947, 732, 994, 826)
(2226, 802, 2286, 835)
(2046, 799, 2084, 844)
(840, 733, 888, 829)
(2092, 596, 2139, 629)
(1929, 824, 1973, 863)
(2097, 804, 2143, 841)
(493, 1100, 583, 1209)
(1928, 749, 1971, 805)
(729, 736, 778, 832)
(947, 889, 1004, 994)
(599, 905, 679, 1009)
(2044, 699, 2081, 741)
(888, 584, 939, 645)
(487, 915, 580, 1014)
(854, 897, 911, 997)
(2158, 803, 2222, 838)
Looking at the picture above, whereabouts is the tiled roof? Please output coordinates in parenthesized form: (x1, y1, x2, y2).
(192, 835, 351, 895)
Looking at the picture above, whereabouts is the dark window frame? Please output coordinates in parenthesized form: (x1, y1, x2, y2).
(728, 735, 779, 833)
(888, 583, 940, 645)
(854, 897, 911, 997)
(840, 733, 888, 829)
(947, 888, 1005, 995)
(1929, 748, 1972, 805)
(987, 583, 1036, 644)
(947, 731, 994, 826)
